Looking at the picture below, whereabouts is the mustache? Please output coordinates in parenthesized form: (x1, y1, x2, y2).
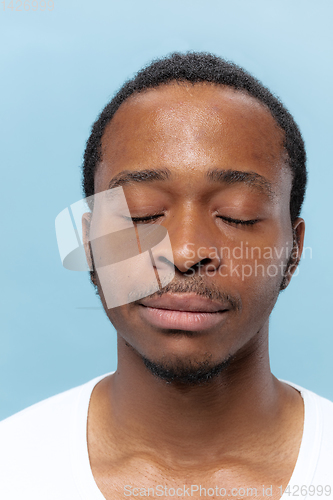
(130, 274, 242, 312)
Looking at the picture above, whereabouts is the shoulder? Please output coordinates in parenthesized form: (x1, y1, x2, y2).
(283, 379, 333, 429)
(0, 380, 85, 438)
(302, 387, 333, 483)
(0, 373, 108, 446)
(0, 373, 109, 499)
(283, 380, 333, 483)
(284, 379, 333, 416)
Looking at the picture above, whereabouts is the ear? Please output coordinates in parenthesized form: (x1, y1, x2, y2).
(82, 212, 93, 272)
(293, 217, 305, 257)
(281, 218, 305, 289)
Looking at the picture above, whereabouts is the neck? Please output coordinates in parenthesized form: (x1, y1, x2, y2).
(89, 323, 292, 470)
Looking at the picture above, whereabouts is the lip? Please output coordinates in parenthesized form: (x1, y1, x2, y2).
(139, 293, 228, 312)
(138, 293, 229, 331)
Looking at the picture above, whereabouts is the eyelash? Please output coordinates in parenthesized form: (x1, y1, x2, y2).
(129, 214, 258, 226)
(217, 216, 258, 226)
(130, 215, 162, 224)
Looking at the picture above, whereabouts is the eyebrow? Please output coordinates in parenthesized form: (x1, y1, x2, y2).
(206, 168, 275, 198)
(108, 169, 170, 189)
(108, 167, 274, 197)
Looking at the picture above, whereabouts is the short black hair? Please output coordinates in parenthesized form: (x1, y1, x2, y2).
(82, 51, 307, 222)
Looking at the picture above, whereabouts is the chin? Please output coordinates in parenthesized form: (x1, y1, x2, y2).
(140, 352, 233, 386)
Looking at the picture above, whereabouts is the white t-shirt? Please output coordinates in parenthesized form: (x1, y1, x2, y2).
(0, 373, 332, 499)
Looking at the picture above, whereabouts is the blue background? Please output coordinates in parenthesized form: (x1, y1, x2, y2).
(1, 0, 332, 420)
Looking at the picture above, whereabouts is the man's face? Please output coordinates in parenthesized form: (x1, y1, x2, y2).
(87, 82, 303, 381)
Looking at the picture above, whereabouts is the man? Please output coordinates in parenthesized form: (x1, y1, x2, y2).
(1, 52, 332, 499)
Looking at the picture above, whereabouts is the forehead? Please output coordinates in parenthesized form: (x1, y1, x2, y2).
(97, 82, 289, 195)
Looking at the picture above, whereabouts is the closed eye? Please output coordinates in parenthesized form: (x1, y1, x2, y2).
(217, 216, 259, 226)
(129, 214, 163, 224)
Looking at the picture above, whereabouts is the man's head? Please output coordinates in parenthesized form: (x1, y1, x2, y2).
(81, 52, 307, 385)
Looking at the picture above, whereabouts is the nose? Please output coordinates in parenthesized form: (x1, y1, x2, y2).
(164, 211, 222, 275)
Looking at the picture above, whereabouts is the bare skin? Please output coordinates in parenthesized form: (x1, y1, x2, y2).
(83, 82, 305, 499)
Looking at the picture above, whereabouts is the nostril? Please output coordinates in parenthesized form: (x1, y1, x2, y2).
(188, 258, 213, 273)
(191, 258, 212, 271)
(198, 258, 211, 267)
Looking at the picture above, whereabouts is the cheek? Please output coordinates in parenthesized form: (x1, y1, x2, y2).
(93, 267, 134, 333)
(241, 278, 280, 335)
(214, 231, 292, 317)
(104, 305, 134, 340)
(105, 302, 144, 334)
(219, 262, 281, 337)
